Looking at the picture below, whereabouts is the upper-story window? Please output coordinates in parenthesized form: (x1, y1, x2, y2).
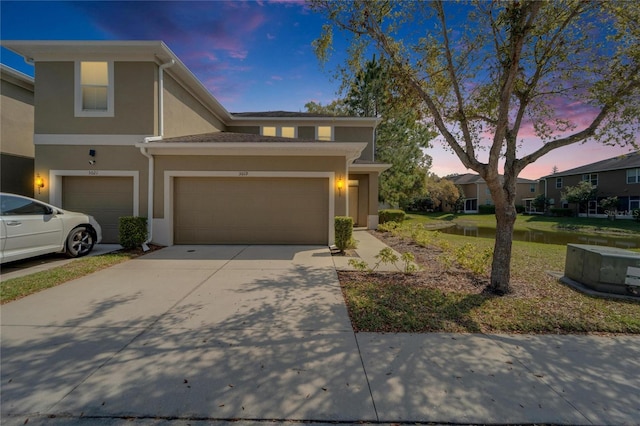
(261, 126, 296, 138)
(317, 126, 333, 141)
(555, 177, 563, 189)
(75, 61, 114, 117)
(582, 173, 598, 186)
(627, 168, 640, 184)
(530, 184, 536, 192)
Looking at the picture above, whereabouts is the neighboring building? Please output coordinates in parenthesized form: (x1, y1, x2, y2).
(447, 173, 539, 213)
(1, 64, 34, 196)
(540, 151, 640, 217)
(1, 40, 389, 245)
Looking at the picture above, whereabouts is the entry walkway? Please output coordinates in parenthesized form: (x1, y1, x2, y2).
(1, 242, 639, 425)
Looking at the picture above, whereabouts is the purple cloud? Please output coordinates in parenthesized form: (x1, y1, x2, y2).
(70, 1, 265, 59)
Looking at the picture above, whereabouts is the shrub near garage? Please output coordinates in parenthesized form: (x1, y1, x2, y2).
(334, 216, 354, 254)
(119, 216, 148, 250)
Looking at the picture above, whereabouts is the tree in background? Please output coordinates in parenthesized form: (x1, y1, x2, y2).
(423, 174, 462, 212)
(562, 181, 598, 217)
(311, 0, 639, 294)
(308, 56, 435, 208)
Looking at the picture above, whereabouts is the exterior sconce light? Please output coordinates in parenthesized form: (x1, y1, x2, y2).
(336, 176, 344, 196)
(89, 149, 96, 165)
(35, 174, 45, 194)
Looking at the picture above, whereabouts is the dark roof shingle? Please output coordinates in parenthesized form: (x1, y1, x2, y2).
(542, 151, 640, 178)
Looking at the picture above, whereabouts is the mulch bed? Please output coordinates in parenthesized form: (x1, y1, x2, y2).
(337, 230, 537, 299)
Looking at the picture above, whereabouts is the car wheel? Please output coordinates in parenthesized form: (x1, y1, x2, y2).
(66, 226, 95, 258)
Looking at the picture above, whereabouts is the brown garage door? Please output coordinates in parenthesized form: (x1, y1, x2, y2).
(174, 177, 329, 244)
(62, 176, 134, 243)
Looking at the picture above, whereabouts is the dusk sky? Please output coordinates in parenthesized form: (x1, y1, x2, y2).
(1, 0, 636, 180)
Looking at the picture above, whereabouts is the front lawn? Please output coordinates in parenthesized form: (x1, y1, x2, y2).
(405, 211, 640, 235)
(339, 226, 640, 334)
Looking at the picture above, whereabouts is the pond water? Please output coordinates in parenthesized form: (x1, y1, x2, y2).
(436, 225, 640, 249)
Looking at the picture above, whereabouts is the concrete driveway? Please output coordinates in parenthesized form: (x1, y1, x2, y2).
(1, 245, 375, 424)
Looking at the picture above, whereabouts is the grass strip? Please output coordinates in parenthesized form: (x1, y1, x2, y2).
(1, 253, 134, 304)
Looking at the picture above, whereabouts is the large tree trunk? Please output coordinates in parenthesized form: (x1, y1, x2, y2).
(489, 201, 517, 295)
(484, 174, 518, 295)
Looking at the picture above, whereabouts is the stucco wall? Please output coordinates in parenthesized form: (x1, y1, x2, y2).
(34, 62, 155, 135)
(1, 78, 34, 158)
(162, 73, 225, 137)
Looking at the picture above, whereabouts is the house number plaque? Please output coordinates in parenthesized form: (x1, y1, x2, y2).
(238, 171, 249, 176)
(89, 170, 99, 176)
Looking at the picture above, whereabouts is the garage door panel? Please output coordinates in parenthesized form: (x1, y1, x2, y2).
(174, 177, 328, 245)
(62, 176, 134, 244)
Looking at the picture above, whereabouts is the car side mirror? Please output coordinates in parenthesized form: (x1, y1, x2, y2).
(44, 206, 54, 215)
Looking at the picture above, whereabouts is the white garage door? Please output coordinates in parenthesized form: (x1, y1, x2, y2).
(174, 177, 329, 244)
(62, 176, 134, 243)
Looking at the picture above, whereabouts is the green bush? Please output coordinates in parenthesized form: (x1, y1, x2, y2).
(119, 216, 148, 250)
(515, 205, 525, 214)
(335, 216, 354, 253)
(478, 204, 496, 214)
(550, 208, 574, 217)
(379, 209, 405, 224)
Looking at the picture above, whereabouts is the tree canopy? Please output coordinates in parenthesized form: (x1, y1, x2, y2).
(310, 0, 640, 294)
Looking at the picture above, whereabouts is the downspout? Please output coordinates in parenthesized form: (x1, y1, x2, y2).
(139, 59, 175, 250)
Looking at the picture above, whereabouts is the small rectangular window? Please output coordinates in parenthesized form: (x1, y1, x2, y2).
(317, 126, 332, 141)
(75, 61, 114, 117)
(556, 178, 563, 189)
(530, 184, 536, 192)
(261, 126, 295, 138)
(281, 127, 295, 138)
(582, 173, 598, 186)
(627, 168, 639, 184)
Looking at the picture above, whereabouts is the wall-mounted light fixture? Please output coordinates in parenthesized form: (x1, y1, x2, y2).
(336, 176, 345, 196)
(35, 174, 45, 194)
(89, 149, 96, 165)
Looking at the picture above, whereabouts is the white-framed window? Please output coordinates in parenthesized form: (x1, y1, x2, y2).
(75, 61, 114, 117)
(556, 177, 563, 189)
(530, 183, 536, 192)
(629, 196, 640, 210)
(261, 126, 296, 138)
(317, 126, 333, 141)
(627, 168, 640, 184)
(582, 173, 598, 186)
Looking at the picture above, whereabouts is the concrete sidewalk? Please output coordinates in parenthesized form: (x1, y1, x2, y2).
(1, 241, 639, 425)
(333, 229, 411, 272)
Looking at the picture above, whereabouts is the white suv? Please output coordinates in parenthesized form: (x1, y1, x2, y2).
(0, 193, 102, 264)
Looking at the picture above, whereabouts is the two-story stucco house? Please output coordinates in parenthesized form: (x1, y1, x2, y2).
(447, 173, 540, 213)
(1, 40, 389, 245)
(540, 151, 640, 217)
(1, 64, 35, 197)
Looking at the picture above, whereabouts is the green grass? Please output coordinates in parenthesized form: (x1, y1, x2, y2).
(1, 253, 134, 304)
(341, 224, 640, 334)
(405, 211, 640, 235)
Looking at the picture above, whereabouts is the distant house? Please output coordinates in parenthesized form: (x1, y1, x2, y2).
(0, 65, 34, 196)
(540, 151, 640, 217)
(446, 173, 539, 213)
(1, 40, 390, 245)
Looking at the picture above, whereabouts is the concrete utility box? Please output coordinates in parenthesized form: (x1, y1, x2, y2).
(565, 244, 640, 296)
